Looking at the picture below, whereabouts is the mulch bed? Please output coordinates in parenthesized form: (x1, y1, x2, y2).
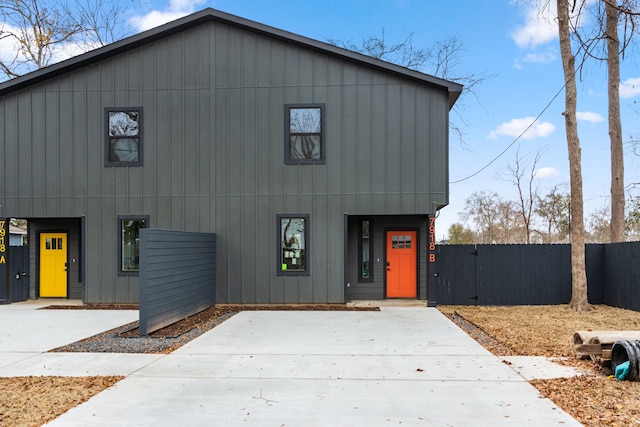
(45, 304, 378, 354)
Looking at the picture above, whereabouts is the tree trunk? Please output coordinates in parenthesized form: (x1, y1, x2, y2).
(607, 1, 625, 243)
(557, 0, 591, 311)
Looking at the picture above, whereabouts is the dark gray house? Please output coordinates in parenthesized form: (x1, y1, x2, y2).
(0, 8, 461, 304)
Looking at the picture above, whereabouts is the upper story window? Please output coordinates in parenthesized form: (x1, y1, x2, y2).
(285, 104, 324, 164)
(106, 108, 143, 166)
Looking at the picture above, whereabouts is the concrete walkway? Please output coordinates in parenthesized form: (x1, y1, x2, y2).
(0, 301, 581, 426)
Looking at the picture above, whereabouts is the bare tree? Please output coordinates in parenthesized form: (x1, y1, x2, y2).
(557, 0, 592, 311)
(605, 1, 626, 242)
(503, 149, 542, 243)
(327, 31, 493, 143)
(0, 0, 138, 81)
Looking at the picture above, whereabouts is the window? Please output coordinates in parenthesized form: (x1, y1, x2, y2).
(118, 215, 148, 275)
(359, 219, 373, 282)
(106, 108, 143, 166)
(285, 104, 324, 164)
(277, 214, 309, 275)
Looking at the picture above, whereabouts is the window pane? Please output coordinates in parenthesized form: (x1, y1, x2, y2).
(121, 218, 146, 272)
(46, 238, 51, 250)
(290, 135, 321, 160)
(57, 238, 63, 250)
(110, 138, 139, 162)
(290, 108, 321, 133)
(405, 235, 411, 249)
(361, 220, 370, 279)
(109, 111, 139, 136)
(281, 217, 306, 271)
(392, 235, 399, 249)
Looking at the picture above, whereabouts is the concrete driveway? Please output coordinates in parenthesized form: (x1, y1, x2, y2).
(0, 304, 580, 426)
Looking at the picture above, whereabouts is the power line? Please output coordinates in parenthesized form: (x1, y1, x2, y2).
(450, 82, 567, 184)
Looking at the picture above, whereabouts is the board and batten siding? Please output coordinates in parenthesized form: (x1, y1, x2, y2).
(139, 229, 216, 335)
(0, 20, 450, 303)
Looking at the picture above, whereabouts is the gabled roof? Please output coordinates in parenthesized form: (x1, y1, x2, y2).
(0, 8, 463, 107)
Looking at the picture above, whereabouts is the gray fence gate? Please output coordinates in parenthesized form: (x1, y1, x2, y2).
(0, 246, 29, 303)
(430, 244, 610, 307)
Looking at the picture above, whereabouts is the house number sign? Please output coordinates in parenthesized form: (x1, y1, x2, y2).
(0, 220, 6, 264)
(428, 216, 436, 263)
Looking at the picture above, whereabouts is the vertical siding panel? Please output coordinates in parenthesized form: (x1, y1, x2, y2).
(285, 45, 299, 87)
(228, 27, 242, 89)
(198, 25, 211, 89)
(45, 86, 60, 211)
(313, 194, 328, 302)
(327, 194, 344, 302)
(228, 88, 242, 195)
(73, 91, 87, 199)
(183, 30, 198, 89)
(430, 91, 448, 207)
(184, 89, 198, 196)
(255, 195, 271, 301)
(415, 89, 429, 212)
(215, 25, 228, 88)
(0, 99, 5, 204)
(385, 83, 401, 199)
(4, 97, 17, 200)
(198, 90, 211, 198)
(243, 88, 256, 195)
(242, 195, 257, 301)
(327, 86, 342, 194)
(155, 90, 170, 196)
(269, 87, 284, 195)
(86, 91, 101, 197)
(342, 85, 356, 195)
(270, 40, 284, 87)
(215, 88, 228, 195)
(270, 196, 285, 303)
(227, 195, 242, 302)
(371, 84, 386, 207)
(170, 35, 184, 90)
(243, 32, 257, 88)
(401, 84, 416, 213)
(18, 94, 31, 201)
(31, 91, 45, 199)
(256, 88, 271, 195)
(357, 84, 371, 202)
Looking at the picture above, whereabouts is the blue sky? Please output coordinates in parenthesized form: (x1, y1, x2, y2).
(5, 0, 640, 239)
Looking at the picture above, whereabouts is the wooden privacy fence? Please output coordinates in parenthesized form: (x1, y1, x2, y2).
(139, 229, 217, 335)
(430, 242, 640, 311)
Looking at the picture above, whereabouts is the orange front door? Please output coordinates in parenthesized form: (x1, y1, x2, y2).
(386, 231, 417, 298)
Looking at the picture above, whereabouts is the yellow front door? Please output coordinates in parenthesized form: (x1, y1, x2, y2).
(40, 233, 68, 297)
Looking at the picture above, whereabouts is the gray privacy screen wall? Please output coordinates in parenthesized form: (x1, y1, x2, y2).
(139, 229, 216, 335)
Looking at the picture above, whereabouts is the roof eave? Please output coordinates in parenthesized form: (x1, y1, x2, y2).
(0, 7, 463, 106)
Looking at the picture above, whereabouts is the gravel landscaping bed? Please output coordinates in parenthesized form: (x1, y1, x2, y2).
(47, 304, 379, 354)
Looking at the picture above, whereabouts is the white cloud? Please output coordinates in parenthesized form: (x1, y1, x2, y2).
(522, 49, 557, 64)
(534, 166, 560, 178)
(510, 3, 558, 49)
(488, 117, 556, 140)
(130, 0, 207, 32)
(620, 77, 640, 99)
(576, 111, 604, 123)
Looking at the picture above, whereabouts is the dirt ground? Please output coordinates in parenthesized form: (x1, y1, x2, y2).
(3, 304, 640, 426)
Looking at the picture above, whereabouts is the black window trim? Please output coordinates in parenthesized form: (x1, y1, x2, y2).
(105, 107, 144, 167)
(284, 103, 325, 165)
(117, 214, 149, 276)
(358, 218, 374, 283)
(277, 213, 310, 276)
